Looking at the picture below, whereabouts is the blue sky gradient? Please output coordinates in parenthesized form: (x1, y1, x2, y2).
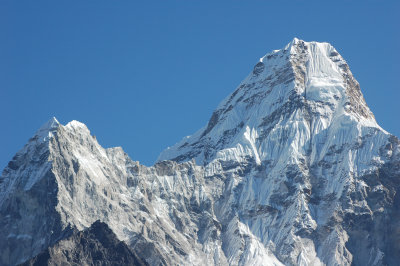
(1, 1, 399, 167)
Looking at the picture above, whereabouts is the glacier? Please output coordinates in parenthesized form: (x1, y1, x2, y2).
(0, 38, 399, 266)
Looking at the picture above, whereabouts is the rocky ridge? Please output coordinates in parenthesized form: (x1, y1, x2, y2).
(20, 221, 147, 266)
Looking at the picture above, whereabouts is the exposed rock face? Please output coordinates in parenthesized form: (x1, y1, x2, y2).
(0, 119, 225, 266)
(1, 38, 399, 266)
(20, 221, 147, 266)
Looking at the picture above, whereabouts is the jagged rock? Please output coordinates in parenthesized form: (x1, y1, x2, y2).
(19, 221, 147, 266)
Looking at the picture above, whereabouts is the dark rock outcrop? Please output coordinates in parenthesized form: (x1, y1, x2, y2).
(20, 221, 147, 266)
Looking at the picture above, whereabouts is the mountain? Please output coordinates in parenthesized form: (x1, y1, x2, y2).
(1, 38, 399, 266)
(20, 221, 147, 266)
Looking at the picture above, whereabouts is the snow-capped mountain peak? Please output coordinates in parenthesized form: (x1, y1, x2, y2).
(35, 116, 60, 141)
(38, 116, 60, 131)
(1, 39, 399, 266)
(158, 38, 378, 166)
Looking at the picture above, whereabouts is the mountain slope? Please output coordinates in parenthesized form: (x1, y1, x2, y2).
(20, 221, 147, 266)
(1, 38, 399, 266)
(1, 118, 225, 265)
(158, 38, 378, 165)
(159, 38, 400, 265)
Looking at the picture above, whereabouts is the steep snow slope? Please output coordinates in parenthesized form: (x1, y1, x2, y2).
(158, 38, 378, 165)
(158, 38, 400, 265)
(1, 38, 399, 266)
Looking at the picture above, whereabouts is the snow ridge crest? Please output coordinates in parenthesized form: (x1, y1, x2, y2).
(158, 38, 378, 165)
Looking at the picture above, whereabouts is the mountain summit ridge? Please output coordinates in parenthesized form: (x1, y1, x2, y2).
(1, 39, 399, 266)
(158, 38, 379, 166)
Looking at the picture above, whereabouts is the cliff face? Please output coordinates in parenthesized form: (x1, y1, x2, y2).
(1, 39, 399, 266)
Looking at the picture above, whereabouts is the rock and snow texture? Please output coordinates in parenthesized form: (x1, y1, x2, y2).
(0, 119, 226, 266)
(1, 38, 400, 266)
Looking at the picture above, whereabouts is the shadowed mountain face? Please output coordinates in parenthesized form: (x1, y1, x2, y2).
(20, 221, 147, 266)
(1, 39, 399, 266)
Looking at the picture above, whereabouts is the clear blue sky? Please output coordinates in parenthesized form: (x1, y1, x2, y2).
(1, 1, 399, 168)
